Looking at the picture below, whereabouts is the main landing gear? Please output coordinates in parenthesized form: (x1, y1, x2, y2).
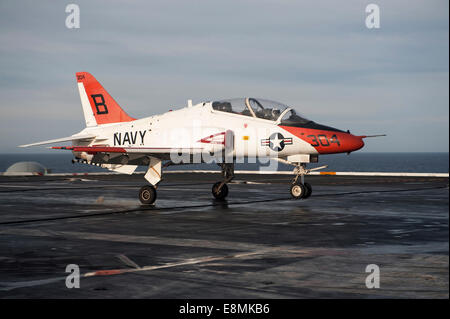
(212, 163, 234, 200)
(139, 185, 157, 205)
(138, 157, 162, 205)
(138, 160, 325, 203)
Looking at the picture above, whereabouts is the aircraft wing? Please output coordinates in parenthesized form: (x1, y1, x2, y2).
(52, 129, 232, 161)
(18, 134, 97, 148)
(51, 146, 204, 154)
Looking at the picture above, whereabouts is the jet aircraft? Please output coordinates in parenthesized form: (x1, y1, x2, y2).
(20, 72, 383, 204)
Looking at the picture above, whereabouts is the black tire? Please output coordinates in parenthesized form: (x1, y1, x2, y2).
(290, 183, 306, 199)
(139, 185, 157, 205)
(212, 182, 228, 200)
(303, 182, 312, 199)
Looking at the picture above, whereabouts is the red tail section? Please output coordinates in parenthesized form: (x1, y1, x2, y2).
(76, 72, 135, 125)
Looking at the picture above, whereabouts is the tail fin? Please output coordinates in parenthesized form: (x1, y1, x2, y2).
(76, 72, 135, 126)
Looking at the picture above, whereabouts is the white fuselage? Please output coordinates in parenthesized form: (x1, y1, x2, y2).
(75, 102, 317, 163)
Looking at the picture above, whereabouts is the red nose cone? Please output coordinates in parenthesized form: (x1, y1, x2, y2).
(279, 124, 365, 154)
(347, 135, 364, 152)
(333, 133, 364, 153)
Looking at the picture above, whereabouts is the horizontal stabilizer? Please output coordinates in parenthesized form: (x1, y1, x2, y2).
(18, 134, 96, 148)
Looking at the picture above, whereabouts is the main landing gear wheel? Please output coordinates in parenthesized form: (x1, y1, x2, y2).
(212, 182, 229, 200)
(139, 185, 157, 205)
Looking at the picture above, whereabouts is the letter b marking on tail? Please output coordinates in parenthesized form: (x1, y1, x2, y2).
(91, 94, 109, 115)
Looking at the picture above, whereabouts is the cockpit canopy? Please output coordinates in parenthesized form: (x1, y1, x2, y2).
(211, 97, 310, 124)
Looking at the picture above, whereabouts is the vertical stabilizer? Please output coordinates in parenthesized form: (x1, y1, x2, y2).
(76, 72, 135, 126)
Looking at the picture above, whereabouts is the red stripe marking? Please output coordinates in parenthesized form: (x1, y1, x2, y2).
(72, 146, 127, 154)
(52, 146, 74, 150)
(52, 146, 205, 153)
(198, 132, 226, 145)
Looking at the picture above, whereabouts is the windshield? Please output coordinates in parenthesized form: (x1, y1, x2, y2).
(212, 98, 289, 121)
(279, 109, 311, 125)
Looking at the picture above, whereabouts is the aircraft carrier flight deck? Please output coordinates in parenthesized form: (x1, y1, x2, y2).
(0, 173, 448, 298)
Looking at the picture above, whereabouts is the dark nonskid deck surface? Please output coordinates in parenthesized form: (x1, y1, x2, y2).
(0, 173, 448, 298)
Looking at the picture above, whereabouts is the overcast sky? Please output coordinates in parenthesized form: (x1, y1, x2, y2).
(0, 0, 448, 153)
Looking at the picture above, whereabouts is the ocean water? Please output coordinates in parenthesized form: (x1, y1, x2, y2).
(0, 153, 448, 173)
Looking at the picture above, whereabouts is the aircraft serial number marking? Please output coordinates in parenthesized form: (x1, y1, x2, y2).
(307, 134, 340, 147)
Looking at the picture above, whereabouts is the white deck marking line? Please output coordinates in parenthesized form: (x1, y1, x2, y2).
(0, 228, 269, 251)
(0, 249, 275, 291)
(84, 249, 272, 277)
(0, 277, 66, 292)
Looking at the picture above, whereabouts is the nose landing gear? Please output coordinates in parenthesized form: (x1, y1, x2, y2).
(288, 162, 327, 200)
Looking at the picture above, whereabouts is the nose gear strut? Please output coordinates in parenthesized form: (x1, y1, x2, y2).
(276, 158, 328, 199)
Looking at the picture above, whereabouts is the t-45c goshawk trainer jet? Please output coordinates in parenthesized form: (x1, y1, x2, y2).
(20, 72, 383, 204)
